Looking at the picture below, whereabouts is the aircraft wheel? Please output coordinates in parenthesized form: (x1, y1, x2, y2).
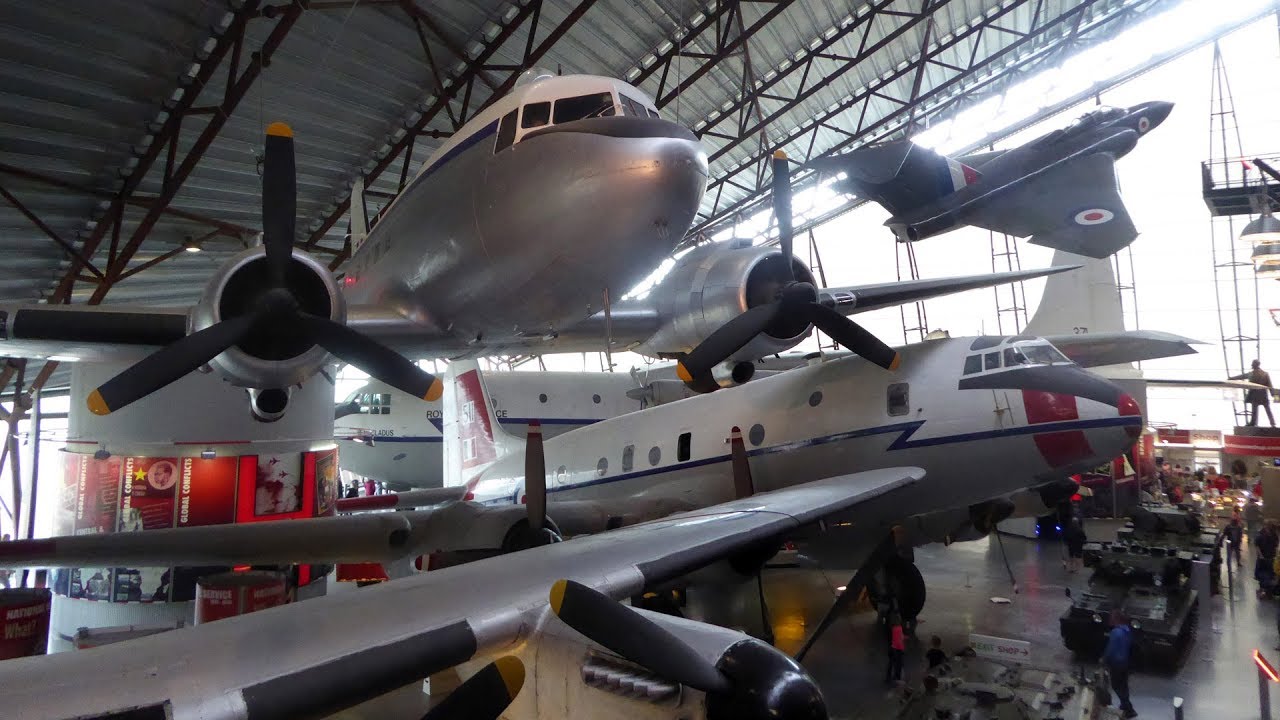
(885, 556, 927, 622)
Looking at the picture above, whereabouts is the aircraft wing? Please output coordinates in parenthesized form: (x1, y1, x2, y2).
(825, 264, 1079, 315)
(1043, 330, 1202, 368)
(0, 303, 189, 361)
(0, 467, 921, 719)
(960, 152, 1138, 258)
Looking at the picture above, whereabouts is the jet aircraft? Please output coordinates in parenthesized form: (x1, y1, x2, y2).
(814, 101, 1174, 258)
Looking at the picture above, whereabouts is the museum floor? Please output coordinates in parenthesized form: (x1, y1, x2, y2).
(332, 519, 1273, 719)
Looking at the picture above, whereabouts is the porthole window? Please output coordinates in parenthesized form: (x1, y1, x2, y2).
(539, 393, 548, 403)
(596, 457, 608, 477)
(556, 465, 567, 485)
(808, 390, 823, 407)
(648, 446, 662, 466)
(622, 444, 634, 472)
(592, 393, 601, 404)
(748, 424, 766, 446)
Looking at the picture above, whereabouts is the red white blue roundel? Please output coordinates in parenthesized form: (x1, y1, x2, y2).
(1137, 116, 1151, 133)
(1073, 208, 1114, 226)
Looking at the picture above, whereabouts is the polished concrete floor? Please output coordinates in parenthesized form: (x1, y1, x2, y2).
(333, 520, 1274, 719)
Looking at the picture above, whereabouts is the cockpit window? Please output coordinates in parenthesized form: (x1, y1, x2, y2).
(521, 102, 550, 129)
(620, 94, 645, 117)
(1004, 348, 1026, 367)
(553, 92, 616, 123)
(646, 108, 660, 119)
(963, 355, 982, 375)
(983, 352, 1001, 371)
(494, 110, 517, 152)
(1017, 343, 1071, 365)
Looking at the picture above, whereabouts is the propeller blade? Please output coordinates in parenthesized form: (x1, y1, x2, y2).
(771, 150, 794, 281)
(676, 303, 780, 383)
(728, 426, 755, 499)
(550, 579, 731, 694)
(262, 122, 297, 288)
(420, 656, 525, 720)
(301, 314, 443, 401)
(525, 420, 547, 541)
(803, 303, 900, 371)
(87, 313, 258, 416)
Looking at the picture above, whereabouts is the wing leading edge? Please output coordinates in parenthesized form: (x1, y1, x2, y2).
(0, 467, 921, 720)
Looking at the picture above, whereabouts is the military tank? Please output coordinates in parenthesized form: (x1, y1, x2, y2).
(896, 655, 1111, 719)
(1061, 506, 1213, 670)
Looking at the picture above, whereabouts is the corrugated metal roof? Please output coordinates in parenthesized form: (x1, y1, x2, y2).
(0, 0, 1166, 391)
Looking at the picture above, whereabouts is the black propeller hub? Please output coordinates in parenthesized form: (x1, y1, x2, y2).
(219, 256, 332, 361)
(706, 639, 827, 720)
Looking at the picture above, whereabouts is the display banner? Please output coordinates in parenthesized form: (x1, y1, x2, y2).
(176, 457, 238, 528)
(253, 453, 303, 516)
(120, 457, 178, 531)
(54, 456, 78, 537)
(314, 449, 338, 517)
(75, 456, 122, 535)
(0, 590, 51, 659)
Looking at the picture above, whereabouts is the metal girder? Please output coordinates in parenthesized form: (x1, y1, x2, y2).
(308, 0, 601, 268)
(0, 185, 105, 280)
(692, 0, 1150, 239)
(629, 0, 797, 110)
(71, 1, 306, 306)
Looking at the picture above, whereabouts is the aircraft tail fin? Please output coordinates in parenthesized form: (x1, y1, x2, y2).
(817, 141, 980, 216)
(350, 176, 369, 251)
(442, 360, 521, 486)
(1023, 248, 1125, 337)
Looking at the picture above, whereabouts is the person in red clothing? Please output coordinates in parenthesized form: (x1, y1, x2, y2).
(1213, 474, 1231, 495)
(886, 612, 906, 685)
(1254, 481, 1264, 498)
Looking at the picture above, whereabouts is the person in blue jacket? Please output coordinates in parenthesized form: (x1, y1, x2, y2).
(1103, 610, 1138, 718)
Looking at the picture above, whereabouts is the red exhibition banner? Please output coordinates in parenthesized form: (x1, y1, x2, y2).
(177, 457, 238, 528)
(236, 453, 315, 523)
(314, 448, 338, 517)
(75, 456, 122, 535)
(120, 457, 178, 531)
(54, 455, 79, 537)
(0, 590, 51, 659)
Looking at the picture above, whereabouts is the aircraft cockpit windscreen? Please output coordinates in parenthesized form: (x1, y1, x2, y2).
(1007, 340, 1072, 366)
(962, 337, 1072, 375)
(552, 92, 617, 123)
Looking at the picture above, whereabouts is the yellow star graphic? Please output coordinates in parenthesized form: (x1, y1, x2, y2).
(134, 469, 146, 481)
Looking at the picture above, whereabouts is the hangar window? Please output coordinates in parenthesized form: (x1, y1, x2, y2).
(494, 109, 518, 152)
(622, 444, 634, 472)
(983, 352, 1001, 371)
(963, 355, 982, 375)
(677, 432, 691, 462)
(748, 424, 765, 446)
(648, 446, 661, 466)
(887, 383, 909, 417)
(554, 92, 616, 123)
(522, 101, 550, 129)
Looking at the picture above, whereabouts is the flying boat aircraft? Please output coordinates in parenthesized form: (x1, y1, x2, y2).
(813, 101, 1174, 258)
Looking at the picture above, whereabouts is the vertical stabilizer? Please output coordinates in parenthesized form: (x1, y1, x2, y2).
(1024, 249, 1125, 336)
(442, 360, 522, 486)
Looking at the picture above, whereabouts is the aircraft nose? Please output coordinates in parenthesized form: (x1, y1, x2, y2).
(1117, 392, 1143, 440)
(1131, 101, 1173, 132)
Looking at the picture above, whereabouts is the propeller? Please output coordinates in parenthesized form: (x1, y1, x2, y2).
(86, 122, 444, 416)
(676, 151, 900, 386)
(550, 579, 826, 720)
(419, 656, 525, 720)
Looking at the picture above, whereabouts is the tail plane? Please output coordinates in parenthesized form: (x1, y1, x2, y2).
(442, 360, 522, 487)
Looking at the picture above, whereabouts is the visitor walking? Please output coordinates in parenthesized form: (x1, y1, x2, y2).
(1103, 610, 1138, 718)
(1063, 518, 1088, 573)
(885, 613, 905, 685)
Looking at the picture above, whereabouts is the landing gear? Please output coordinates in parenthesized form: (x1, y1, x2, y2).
(870, 556, 927, 632)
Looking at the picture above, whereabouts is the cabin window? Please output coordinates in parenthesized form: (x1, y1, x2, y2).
(556, 465, 567, 485)
(808, 390, 823, 407)
(494, 110, 518, 152)
(622, 444, 634, 472)
(539, 393, 548, 403)
(553, 92, 616, 123)
(648, 446, 662, 466)
(963, 355, 983, 375)
(983, 352, 1001, 371)
(358, 393, 391, 414)
(887, 383, 910, 416)
(748, 424, 765, 446)
(677, 432, 691, 462)
(592, 394, 601, 404)
(596, 457, 609, 477)
(521, 101, 550, 129)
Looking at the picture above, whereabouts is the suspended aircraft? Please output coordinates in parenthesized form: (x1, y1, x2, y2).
(0, 74, 709, 420)
(813, 101, 1174, 258)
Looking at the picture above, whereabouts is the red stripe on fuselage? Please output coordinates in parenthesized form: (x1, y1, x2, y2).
(1022, 390, 1092, 467)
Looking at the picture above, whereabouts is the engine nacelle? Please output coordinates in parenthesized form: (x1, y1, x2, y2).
(900, 498, 1017, 546)
(637, 243, 817, 361)
(189, 247, 345, 394)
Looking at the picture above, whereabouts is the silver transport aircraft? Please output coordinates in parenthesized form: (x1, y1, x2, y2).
(0, 332, 1142, 719)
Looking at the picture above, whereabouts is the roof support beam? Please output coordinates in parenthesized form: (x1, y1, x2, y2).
(46, 1, 271, 305)
(76, 1, 306, 306)
(0, 185, 105, 281)
(309, 0, 601, 268)
(692, 0, 1140, 237)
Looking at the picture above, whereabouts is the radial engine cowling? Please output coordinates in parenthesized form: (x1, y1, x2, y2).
(638, 243, 817, 362)
(189, 247, 345, 394)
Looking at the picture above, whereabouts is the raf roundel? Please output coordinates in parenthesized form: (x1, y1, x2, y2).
(1137, 116, 1150, 133)
(1073, 208, 1114, 226)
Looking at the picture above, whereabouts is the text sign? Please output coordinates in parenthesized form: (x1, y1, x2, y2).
(969, 633, 1032, 664)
